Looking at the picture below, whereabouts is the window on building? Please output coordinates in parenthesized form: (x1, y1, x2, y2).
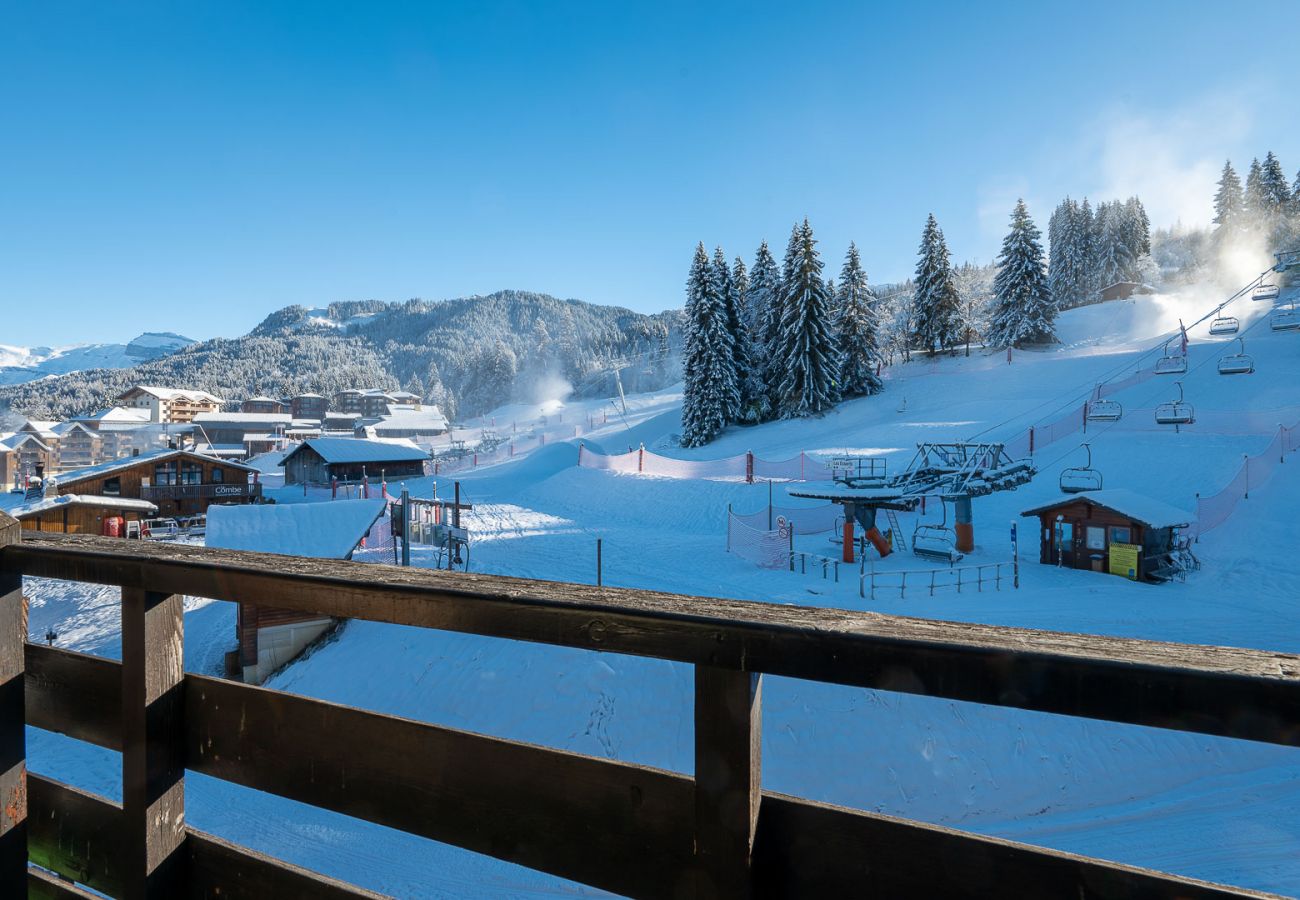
(1108, 525, 1132, 544)
(1085, 526, 1106, 551)
(103, 476, 121, 496)
(155, 461, 178, 486)
(181, 462, 202, 485)
(210, 468, 224, 484)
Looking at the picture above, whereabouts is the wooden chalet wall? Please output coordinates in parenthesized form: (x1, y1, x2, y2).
(57, 454, 256, 518)
(19, 504, 151, 535)
(1030, 499, 1161, 581)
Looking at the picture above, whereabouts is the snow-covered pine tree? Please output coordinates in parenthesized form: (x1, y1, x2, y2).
(986, 200, 1055, 349)
(1093, 202, 1131, 289)
(1077, 197, 1098, 298)
(719, 249, 766, 423)
(1048, 198, 1085, 309)
(773, 220, 841, 417)
(1245, 158, 1266, 226)
(1260, 152, 1292, 209)
(732, 256, 750, 329)
(747, 240, 783, 419)
(911, 214, 961, 354)
(834, 242, 883, 397)
(1213, 160, 1244, 230)
(681, 243, 738, 446)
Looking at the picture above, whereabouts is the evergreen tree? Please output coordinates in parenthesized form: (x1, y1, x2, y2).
(834, 243, 883, 397)
(715, 248, 765, 424)
(1260, 152, 1292, 208)
(1078, 197, 1098, 297)
(747, 240, 784, 417)
(773, 220, 840, 417)
(986, 200, 1055, 349)
(1048, 198, 1088, 309)
(911, 214, 961, 354)
(1245, 158, 1266, 223)
(732, 257, 750, 330)
(1093, 201, 1131, 288)
(681, 243, 738, 446)
(1213, 160, 1244, 228)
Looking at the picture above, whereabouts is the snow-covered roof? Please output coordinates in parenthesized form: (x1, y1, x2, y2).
(242, 395, 281, 403)
(293, 392, 326, 399)
(74, 406, 154, 424)
(370, 408, 449, 433)
(192, 412, 292, 426)
(58, 448, 256, 484)
(12, 494, 158, 517)
(282, 437, 430, 466)
(3, 432, 52, 452)
(51, 421, 96, 436)
(119, 385, 224, 404)
(22, 420, 59, 438)
(206, 498, 386, 559)
(1021, 489, 1194, 529)
(787, 483, 905, 502)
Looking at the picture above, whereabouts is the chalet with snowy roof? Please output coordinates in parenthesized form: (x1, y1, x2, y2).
(1021, 489, 1194, 583)
(334, 388, 402, 418)
(366, 405, 448, 439)
(49, 421, 102, 470)
(208, 499, 387, 683)
(1, 430, 57, 485)
(12, 493, 158, 535)
(290, 392, 329, 420)
(280, 437, 428, 484)
(67, 406, 157, 458)
(55, 448, 262, 517)
(192, 411, 293, 457)
(240, 395, 287, 415)
(117, 385, 224, 423)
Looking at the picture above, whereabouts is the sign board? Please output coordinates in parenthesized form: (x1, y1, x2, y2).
(212, 485, 244, 496)
(830, 456, 859, 472)
(1108, 542, 1140, 580)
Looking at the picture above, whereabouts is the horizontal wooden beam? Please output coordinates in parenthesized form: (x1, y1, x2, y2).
(752, 792, 1279, 899)
(186, 830, 385, 899)
(8, 534, 1300, 746)
(27, 867, 105, 900)
(26, 644, 122, 751)
(185, 673, 694, 899)
(27, 773, 124, 898)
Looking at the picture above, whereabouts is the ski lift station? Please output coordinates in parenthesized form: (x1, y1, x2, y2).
(1021, 490, 1194, 583)
(788, 442, 1035, 565)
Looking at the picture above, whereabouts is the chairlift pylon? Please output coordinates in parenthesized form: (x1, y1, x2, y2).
(1155, 381, 1195, 426)
(1086, 384, 1122, 422)
(1060, 443, 1103, 494)
(1217, 337, 1254, 376)
(1154, 338, 1188, 375)
(911, 500, 964, 564)
(1208, 306, 1239, 335)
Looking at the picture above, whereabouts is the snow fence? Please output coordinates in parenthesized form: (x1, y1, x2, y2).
(725, 512, 789, 568)
(1191, 422, 1300, 538)
(579, 446, 834, 482)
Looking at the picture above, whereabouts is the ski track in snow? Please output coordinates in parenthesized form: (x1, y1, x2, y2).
(26, 286, 1300, 897)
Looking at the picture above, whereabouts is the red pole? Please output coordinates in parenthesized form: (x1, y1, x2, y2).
(842, 513, 855, 564)
(746, 451, 754, 484)
(578, 443, 584, 466)
(638, 444, 645, 473)
(1028, 426, 1035, 456)
(332, 477, 338, 499)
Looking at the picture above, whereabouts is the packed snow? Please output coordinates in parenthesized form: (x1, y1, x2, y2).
(22, 283, 1300, 897)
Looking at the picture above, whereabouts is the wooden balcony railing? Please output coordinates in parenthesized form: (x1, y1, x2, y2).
(0, 511, 1295, 898)
(139, 482, 263, 502)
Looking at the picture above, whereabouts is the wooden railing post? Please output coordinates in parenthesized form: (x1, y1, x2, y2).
(0, 513, 25, 892)
(693, 665, 761, 899)
(121, 588, 186, 898)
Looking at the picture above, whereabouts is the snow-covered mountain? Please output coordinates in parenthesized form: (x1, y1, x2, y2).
(0, 331, 194, 385)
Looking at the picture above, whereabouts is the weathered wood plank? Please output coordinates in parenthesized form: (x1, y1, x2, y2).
(27, 866, 105, 899)
(693, 666, 761, 900)
(27, 773, 124, 897)
(121, 588, 186, 898)
(184, 673, 694, 899)
(7, 533, 1300, 747)
(187, 830, 387, 899)
(0, 511, 24, 896)
(25, 644, 122, 751)
(751, 792, 1279, 899)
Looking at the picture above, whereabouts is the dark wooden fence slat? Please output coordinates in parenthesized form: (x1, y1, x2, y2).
(27, 773, 124, 898)
(25, 644, 123, 751)
(186, 830, 386, 900)
(7, 534, 1300, 747)
(121, 588, 187, 899)
(751, 793, 1280, 900)
(694, 666, 761, 899)
(184, 673, 695, 899)
(0, 513, 24, 895)
(27, 867, 105, 899)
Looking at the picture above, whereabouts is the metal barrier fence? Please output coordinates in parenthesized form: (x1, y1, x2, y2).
(860, 560, 1016, 601)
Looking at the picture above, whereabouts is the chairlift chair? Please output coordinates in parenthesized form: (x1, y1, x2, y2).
(1060, 443, 1103, 494)
(1155, 381, 1195, 426)
(1217, 337, 1255, 375)
(1154, 339, 1188, 375)
(1253, 283, 1280, 302)
(1085, 384, 1122, 422)
(911, 501, 965, 565)
(1271, 303, 1300, 331)
(1208, 307, 1239, 335)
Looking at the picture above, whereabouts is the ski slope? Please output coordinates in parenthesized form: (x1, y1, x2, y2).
(24, 279, 1300, 897)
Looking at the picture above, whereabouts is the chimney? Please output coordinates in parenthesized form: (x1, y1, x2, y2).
(132, 447, 141, 457)
(34, 462, 44, 480)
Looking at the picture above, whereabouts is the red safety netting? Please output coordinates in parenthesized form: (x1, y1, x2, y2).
(726, 513, 789, 569)
(1192, 426, 1294, 538)
(578, 447, 835, 482)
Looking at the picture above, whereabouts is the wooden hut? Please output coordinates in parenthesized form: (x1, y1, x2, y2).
(13, 494, 157, 535)
(55, 448, 261, 518)
(280, 437, 428, 484)
(1021, 489, 1193, 583)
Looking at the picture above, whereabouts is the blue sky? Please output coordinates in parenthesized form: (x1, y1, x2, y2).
(2, 1, 1296, 346)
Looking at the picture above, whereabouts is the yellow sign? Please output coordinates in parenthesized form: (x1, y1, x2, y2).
(1108, 542, 1140, 581)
